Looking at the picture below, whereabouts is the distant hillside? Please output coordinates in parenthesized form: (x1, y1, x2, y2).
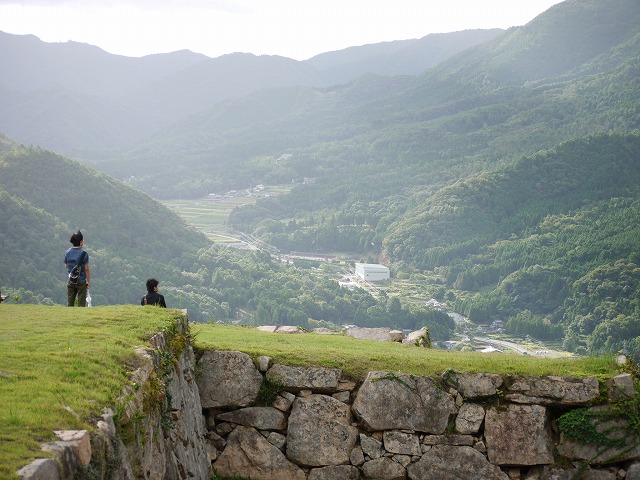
(0, 28, 498, 159)
(0, 31, 207, 96)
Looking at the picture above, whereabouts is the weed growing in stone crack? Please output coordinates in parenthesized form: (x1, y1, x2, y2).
(446, 416, 457, 434)
(256, 378, 284, 406)
(442, 369, 460, 388)
(557, 364, 640, 466)
(74, 435, 123, 480)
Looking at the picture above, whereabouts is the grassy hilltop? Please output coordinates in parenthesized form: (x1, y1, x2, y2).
(0, 305, 621, 478)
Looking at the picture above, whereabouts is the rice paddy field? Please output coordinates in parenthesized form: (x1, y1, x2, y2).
(162, 185, 292, 244)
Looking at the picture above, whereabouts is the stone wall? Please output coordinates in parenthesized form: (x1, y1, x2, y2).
(17, 322, 640, 480)
(198, 351, 640, 480)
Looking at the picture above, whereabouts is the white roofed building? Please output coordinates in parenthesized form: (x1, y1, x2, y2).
(355, 263, 390, 282)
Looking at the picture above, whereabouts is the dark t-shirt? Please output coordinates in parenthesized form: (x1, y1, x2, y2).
(64, 247, 89, 283)
(141, 292, 167, 308)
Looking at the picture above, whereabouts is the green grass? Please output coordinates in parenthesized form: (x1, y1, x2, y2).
(0, 304, 181, 479)
(191, 323, 620, 380)
(0, 305, 623, 478)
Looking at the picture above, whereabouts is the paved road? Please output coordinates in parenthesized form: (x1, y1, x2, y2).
(475, 337, 534, 355)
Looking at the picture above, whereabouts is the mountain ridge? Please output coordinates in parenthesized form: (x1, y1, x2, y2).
(0, 27, 502, 159)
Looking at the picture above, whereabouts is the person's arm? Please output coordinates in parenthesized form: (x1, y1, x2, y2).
(85, 264, 91, 289)
(160, 295, 167, 308)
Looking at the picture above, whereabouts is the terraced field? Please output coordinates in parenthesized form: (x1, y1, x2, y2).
(162, 196, 251, 243)
(162, 186, 292, 243)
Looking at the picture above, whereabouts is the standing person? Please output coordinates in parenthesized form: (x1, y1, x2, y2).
(64, 230, 90, 307)
(141, 278, 167, 308)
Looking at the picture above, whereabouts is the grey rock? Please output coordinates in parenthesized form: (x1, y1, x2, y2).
(444, 372, 503, 399)
(506, 376, 599, 406)
(392, 454, 412, 467)
(53, 430, 91, 465)
(402, 327, 430, 347)
(273, 391, 296, 412)
(606, 373, 635, 400)
(535, 466, 616, 480)
(216, 407, 287, 431)
(455, 402, 485, 434)
(474, 440, 487, 453)
(216, 422, 235, 436)
(267, 431, 287, 450)
(388, 330, 404, 342)
(361, 434, 384, 459)
(213, 426, 305, 480)
(627, 463, 640, 480)
(362, 457, 407, 479)
(256, 325, 278, 332)
(162, 345, 210, 479)
(311, 327, 339, 334)
(286, 394, 358, 466)
(196, 350, 263, 408)
(352, 371, 455, 433)
(383, 431, 421, 456)
(485, 404, 553, 466)
(336, 379, 357, 392)
(308, 465, 361, 480)
(333, 390, 351, 403)
(557, 406, 640, 464)
(257, 355, 272, 372)
(206, 431, 226, 451)
(350, 445, 365, 466)
(276, 325, 304, 334)
(346, 326, 402, 342)
(421, 434, 474, 446)
(266, 364, 342, 393)
(407, 445, 509, 480)
(16, 458, 61, 480)
(507, 467, 522, 480)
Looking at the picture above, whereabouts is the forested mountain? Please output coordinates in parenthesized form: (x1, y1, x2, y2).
(1, 0, 640, 359)
(0, 28, 498, 160)
(102, 0, 640, 199)
(306, 29, 503, 83)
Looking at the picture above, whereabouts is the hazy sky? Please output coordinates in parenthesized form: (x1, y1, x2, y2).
(0, 0, 564, 60)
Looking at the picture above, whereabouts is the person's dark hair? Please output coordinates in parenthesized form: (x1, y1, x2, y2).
(146, 278, 159, 293)
(70, 230, 83, 247)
